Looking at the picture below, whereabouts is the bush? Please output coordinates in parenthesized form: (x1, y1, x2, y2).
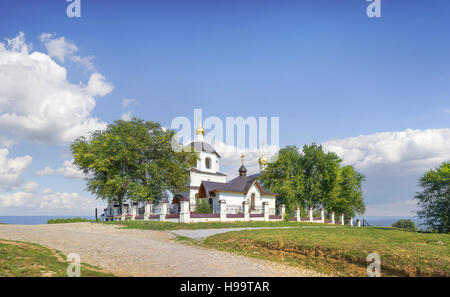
(47, 217, 94, 224)
(392, 219, 416, 231)
(195, 199, 212, 214)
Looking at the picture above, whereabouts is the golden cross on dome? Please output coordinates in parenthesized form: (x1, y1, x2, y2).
(240, 153, 245, 165)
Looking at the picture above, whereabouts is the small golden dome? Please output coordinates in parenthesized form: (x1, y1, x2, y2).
(258, 152, 268, 166)
(195, 123, 205, 135)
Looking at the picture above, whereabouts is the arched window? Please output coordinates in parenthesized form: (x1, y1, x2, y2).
(205, 157, 212, 169)
(251, 193, 256, 210)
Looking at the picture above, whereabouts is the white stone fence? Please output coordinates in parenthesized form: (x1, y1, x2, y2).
(104, 200, 360, 226)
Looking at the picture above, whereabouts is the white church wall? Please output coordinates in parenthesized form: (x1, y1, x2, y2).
(217, 192, 246, 214)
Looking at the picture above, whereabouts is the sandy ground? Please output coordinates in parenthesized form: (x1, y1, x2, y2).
(0, 223, 324, 277)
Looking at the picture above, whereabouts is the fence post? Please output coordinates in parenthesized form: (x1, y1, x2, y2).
(309, 207, 313, 222)
(179, 198, 190, 223)
(331, 211, 335, 224)
(144, 201, 153, 221)
(120, 205, 126, 221)
(280, 204, 286, 219)
(356, 219, 361, 227)
(350, 217, 353, 226)
(219, 199, 227, 222)
(262, 202, 269, 221)
(242, 201, 249, 221)
(340, 213, 345, 225)
(320, 208, 325, 223)
(295, 208, 301, 222)
(130, 205, 137, 221)
(160, 200, 168, 222)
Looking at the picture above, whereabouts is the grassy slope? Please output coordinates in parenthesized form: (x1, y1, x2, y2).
(0, 239, 114, 277)
(103, 220, 320, 230)
(201, 227, 450, 277)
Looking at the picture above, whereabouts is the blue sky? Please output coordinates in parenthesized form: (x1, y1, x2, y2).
(0, 0, 449, 216)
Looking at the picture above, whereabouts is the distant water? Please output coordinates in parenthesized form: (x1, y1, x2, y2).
(355, 216, 426, 230)
(0, 216, 96, 225)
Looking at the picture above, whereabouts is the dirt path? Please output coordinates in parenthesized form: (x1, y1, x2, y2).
(0, 223, 324, 277)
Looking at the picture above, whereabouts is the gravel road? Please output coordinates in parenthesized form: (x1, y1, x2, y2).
(0, 223, 324, 277)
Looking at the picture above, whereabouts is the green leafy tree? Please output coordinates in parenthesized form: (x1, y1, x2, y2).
(326, 165, 365, 218)
(415, 161, 450, 233)
(260, 144, 365, 217)
(392, 219, 416, 231)
(71, 118, 198, 206)
(259, 146, 304, 211)
(299, 144, 342, 209)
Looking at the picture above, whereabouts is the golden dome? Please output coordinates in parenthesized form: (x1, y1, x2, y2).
(195, 123, 205, 135)
(258, 152, 268, 166)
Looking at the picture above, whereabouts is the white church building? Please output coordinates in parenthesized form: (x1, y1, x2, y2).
(173, 123, 279, 215)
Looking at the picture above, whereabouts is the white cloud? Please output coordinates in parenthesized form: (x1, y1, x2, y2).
(86, 72, 114, 97)
(21, 181, 39, 193)
(0, 190, 95, 209)
(0, 32, 113, 144)
(55, 160, 85, 179)
(36, 166, 54, 176)
(39, 192, 95, 209)
(39, 33, 95, 71)
(42, 188, 52, 195)
(322, 128, 450, 216)
(0, 148, 32, 191)
(122, 98, 137, 108)
(0, 137, 16, 148)
(0, 191, 35, 207)
(36, 160, 84, 179)
(322, 128, 450, 173)
(121, 112, 132, 121)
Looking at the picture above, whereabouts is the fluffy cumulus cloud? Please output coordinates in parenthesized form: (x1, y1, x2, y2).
(39, 33, 95, 71)
(38, 192, 95, 209)
(323, 128, 450, 174)
(0, 32, 113, 144)
(0, 190, 95, 209)
(0, 148, 32, 191)
(21, 181, 39, 193)
(36, 160, 84, 179)
(322, 128, 450, 216)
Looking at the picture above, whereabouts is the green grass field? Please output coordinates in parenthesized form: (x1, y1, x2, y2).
(103, 220, 320, 230)
(0, 239, 114, 277)
(201, 226, 450, 277)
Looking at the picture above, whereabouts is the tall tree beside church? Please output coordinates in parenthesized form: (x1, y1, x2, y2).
(71, 118, 198, 206)
(299, 144, 342, 209)
(259, 146, 304, 210)
(260, 144, 365, 216)
(326, 165, 365, 218)
(415, 161, 450, 233)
